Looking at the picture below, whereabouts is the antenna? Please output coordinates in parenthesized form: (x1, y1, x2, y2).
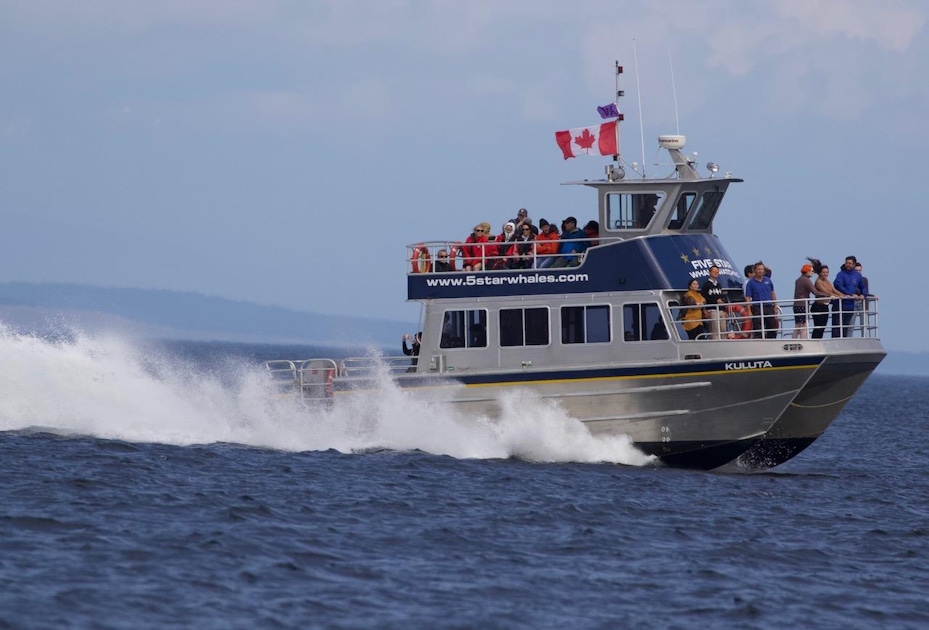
(668, 46, 680, 135)
(633, 40, 646, 178)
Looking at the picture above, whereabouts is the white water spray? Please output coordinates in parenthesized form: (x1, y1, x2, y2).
(0, 324, 653, 466)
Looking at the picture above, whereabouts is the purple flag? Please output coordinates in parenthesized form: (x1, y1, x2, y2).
(597, 103, 620, 119)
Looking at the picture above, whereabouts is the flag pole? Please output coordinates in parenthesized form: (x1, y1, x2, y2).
(614, 60, 623, 163)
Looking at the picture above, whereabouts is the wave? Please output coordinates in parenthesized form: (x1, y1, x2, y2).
(0, 323, 653, 466)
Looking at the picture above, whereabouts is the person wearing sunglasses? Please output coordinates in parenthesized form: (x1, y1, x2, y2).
(434, 248, 454, 272)
(511, 223, 536, 269)
(462, 223, 490, 271)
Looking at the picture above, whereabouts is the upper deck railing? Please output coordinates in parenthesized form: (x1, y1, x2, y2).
(407, 237, 604, 274)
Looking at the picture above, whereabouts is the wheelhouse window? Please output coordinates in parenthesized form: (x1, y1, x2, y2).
(667, 192, 696, 230)
(606, 192, 666, 230)
(561, 305, 611, 344)
(623, 303, 668, 341)
(686, 189, 724, 230)
(440, 309, 487, 348)
(500, 307, 550, 347)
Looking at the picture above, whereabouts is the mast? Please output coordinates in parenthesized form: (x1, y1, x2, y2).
(614, 60, 623, 162)
(606, 61, 626, 182)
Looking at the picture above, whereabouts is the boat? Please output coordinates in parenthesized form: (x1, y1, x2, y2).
(267, 63, 885, 471)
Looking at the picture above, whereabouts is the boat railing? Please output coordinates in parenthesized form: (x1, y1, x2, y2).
(339, 355, 414, 377)
(407, 237, 607, 273)
(265, 358, 338, 404)
(667, 296, 880, 341)
(264, 355, 414, 394)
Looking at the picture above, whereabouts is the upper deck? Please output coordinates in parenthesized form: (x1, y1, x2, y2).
(407, 136, 745, 301)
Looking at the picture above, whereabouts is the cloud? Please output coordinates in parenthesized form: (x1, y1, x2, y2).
(773, 0, 925, 52)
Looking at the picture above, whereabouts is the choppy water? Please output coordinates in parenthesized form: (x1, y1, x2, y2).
(1, 326, 928, 629)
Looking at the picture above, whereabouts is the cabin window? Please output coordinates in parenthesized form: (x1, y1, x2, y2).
(667, 192, 696, 230)
(605, 192, 666, 230)
(686, 189, 724, 230)
(623, 303, 668, 341)
(561, 305, 611, 344)
(500, 307, 550, 347)
(440, 309, 487, 349)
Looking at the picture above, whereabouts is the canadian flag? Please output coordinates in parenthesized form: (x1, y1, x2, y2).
(555, 121, 618, 160)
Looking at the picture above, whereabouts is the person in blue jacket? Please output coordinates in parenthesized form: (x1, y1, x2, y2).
(551, 217, 588, 267)
(832, 255, 867, 337)
(744, 261, 779, 338)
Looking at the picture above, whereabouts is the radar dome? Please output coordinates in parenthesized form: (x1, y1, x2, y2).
(658, 135, 686, 150)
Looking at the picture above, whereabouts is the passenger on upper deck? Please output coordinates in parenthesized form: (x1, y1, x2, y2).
(551, 217, 588, 268)
(511, 223, 535, 269)
(434, 248, 454, 272)
(583, 220, 600, 247)
(492, 222, 518, 269)
(510, 208, 539, 236)
(534, 219, 560, 269)
(462, 223, 490, 271)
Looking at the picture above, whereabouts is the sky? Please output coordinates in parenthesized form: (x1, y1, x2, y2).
(1, 0, 926, 352)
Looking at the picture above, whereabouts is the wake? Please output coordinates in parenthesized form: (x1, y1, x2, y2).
(0, 324, 653, 466)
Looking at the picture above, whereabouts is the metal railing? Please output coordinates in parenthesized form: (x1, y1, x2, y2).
(407, 238, 600, 273)
(668, 296, 880, 341)
(265, 358, 338, 404)
(339, 355, 416, 376)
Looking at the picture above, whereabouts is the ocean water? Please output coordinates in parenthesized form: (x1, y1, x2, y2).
(1, 326, 928, 629)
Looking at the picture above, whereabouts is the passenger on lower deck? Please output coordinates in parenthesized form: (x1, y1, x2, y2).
(744, 261, 779, 339)
(681, 278, 708, 340)
(402, 332, 422, 371)
(701, 265, 728, 340)
(792, 263, 829, 339)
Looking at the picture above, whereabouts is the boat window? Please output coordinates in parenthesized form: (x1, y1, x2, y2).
(667, 192, 696, 230)
(623, 303, 668, 341)
(561, 305, 611, 344)
(440, 309, 487, 349)
(686, 189, 724, 230)
(499, 307, 550, 347)
(605, 192, 666, 230)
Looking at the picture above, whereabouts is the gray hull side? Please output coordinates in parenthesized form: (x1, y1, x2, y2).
(337, 361, 818, 470)
(723, 340, 886, 471)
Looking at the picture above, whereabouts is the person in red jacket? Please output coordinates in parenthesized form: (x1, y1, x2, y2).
(462, 223, 489, 271)
(534, 218, 560, 268)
